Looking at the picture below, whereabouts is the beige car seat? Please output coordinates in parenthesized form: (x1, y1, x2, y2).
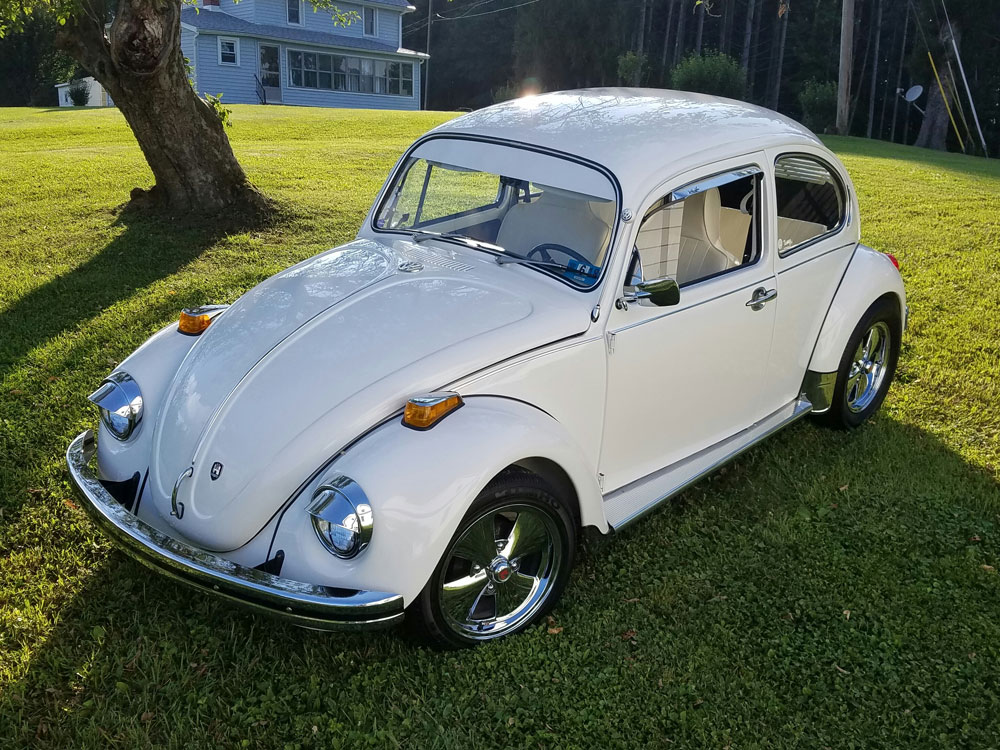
(497, 189, 612, 265)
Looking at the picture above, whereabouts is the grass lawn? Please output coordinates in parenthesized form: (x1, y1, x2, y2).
(1, 104, 999, 749)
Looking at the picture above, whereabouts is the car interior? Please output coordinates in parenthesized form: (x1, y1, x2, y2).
(629, 173, 760, 288)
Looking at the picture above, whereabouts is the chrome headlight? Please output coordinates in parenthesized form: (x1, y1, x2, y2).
(88, 371, 143, 441)
(307, 475, 373, 559)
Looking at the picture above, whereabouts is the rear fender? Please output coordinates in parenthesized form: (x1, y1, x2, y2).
(808, 244, 905, 375)
(271, 396, 605, 605)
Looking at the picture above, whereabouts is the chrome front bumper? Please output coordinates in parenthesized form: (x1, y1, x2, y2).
(66, 431, 405, 631)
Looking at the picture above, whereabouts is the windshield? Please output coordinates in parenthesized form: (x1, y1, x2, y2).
(374, 142, 617, 288)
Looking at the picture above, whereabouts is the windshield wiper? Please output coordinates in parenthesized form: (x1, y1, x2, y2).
(409, 230, 506, 254)
(410, 230, 598, 280)
(494, 250, 600, 279)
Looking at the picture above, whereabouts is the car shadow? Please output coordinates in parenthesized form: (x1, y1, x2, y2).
(3, 412, 999, 744)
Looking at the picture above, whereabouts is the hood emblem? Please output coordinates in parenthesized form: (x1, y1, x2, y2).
(210, 462, 224, 481)
(398, 260, 423, 273)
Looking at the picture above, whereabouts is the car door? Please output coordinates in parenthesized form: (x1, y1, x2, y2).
(762, 149, 856, 413)
(599, 159, 778, 493)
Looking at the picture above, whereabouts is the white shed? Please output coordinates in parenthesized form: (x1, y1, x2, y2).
(55, 77, 114, 107)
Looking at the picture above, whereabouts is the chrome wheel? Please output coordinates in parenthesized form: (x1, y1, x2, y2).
(437, 503, 562, 641)
(845, 321, 891, 413)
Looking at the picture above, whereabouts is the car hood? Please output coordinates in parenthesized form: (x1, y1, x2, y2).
(149, 238, 593, 551)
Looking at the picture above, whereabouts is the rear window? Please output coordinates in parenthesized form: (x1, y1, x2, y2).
(774, 155, 845, 254)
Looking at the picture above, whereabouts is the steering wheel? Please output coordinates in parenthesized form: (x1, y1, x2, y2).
(527, 243, 592, 266)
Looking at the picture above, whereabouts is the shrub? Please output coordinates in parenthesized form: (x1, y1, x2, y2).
(617, 51, 647, 86)
(798, 79, 838, 134)
(67, 78, 90, 106)
(670, 51, 746, 100)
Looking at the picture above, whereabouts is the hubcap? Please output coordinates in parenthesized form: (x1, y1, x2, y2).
(438, 504, 561, 641)
(846, 321, 891, 413)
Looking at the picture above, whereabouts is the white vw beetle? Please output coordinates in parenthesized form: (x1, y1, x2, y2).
(69, 90, 905, 646)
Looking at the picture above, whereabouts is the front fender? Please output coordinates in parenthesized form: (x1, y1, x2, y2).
(95, 319, 211, 483)
(808, 244, 906, 374)
(271, 396, 605, 605)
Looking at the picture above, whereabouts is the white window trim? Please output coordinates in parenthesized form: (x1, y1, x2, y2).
(287, 0, 303, 26)
(285, 47, 415, 97)
(363, 6, 378, 37)
(217, 36, 240, 66)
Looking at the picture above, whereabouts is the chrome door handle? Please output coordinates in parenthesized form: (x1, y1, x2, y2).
(746, 287, 778, 311)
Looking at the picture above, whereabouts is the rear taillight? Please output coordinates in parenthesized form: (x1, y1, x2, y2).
(886, 253, 900, 270)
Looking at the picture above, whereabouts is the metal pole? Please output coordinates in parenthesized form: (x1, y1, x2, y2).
(940, 0, 988, 155)
(890, 3, 908, 143)
(837, 0, 854, 135)
(423, 0, 433, 110)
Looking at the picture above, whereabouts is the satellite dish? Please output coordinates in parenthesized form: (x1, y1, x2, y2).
(904, 85, 924, 103)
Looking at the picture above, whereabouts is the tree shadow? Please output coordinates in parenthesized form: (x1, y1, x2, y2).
(4, 414, 999, 745)
(0, 205, 276, 378)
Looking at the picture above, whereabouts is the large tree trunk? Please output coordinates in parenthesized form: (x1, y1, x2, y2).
(740, 0, 757, 70)
(661, 0, 677, 82)
(767, 1, 789, 111)
(914, 21, 961, 151)
(694, 0, 705, 54)
(673, 0, 689, 65)
(55, 0, 268, 216)
(865, 0, 882, 139)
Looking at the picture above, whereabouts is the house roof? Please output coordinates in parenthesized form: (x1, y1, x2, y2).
(180, 8, 428, 58)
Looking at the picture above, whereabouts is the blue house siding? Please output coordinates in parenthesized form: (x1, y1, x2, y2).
(195, 34, 260, 103)
(180, 27, 197, 73)
(217, 0, 254, 21)
(254, 2, 399, 46)
(375, 7, 399, 47)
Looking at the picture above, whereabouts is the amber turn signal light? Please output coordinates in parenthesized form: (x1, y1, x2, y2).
(178, 309, 214, 336)
(402, 392, 464, 430)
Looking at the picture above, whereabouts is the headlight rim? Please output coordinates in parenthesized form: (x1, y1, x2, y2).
(88, 371, 144, 441)
(307, 475, 373, 560)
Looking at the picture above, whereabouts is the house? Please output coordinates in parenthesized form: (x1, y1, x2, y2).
(54, 77, 115, 107)
(180, 0, 427, 109)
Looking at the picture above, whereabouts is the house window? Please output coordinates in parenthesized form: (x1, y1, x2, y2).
(218, 37, 239, 66)
(363, 7, 377, 36)
(287, 50, 413, 96)
(287, 0, 301, 25)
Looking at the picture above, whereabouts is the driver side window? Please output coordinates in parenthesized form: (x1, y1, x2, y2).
(632, 169, 762, 289)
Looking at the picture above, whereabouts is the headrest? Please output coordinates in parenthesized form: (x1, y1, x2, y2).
(680, 188, 722, 247)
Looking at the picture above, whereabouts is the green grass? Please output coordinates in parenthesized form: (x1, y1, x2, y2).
(1, 106, 999, 748)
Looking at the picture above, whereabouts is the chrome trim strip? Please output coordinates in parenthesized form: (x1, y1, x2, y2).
(604, 398, 813, 530)
(67, 431, 405, 631)
(776, 241, 856, 274)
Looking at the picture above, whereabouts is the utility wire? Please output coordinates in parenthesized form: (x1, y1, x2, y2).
(404, 0, 542, 34)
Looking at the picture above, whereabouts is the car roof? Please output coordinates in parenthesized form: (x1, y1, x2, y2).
(429, 88, 825, 198)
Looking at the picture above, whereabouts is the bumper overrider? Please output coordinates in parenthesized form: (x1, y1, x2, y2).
(66, 430, 405, 631)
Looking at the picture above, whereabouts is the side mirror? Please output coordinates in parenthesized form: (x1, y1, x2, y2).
(625, 277, 680, 307)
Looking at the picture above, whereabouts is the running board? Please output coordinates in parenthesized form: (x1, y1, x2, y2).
(603, 398, 813, 530)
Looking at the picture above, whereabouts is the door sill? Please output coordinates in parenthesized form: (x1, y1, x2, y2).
(603, 397, 813, 530)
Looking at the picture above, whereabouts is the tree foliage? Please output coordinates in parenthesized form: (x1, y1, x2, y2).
(798, 78, 837, 134)
(670, 50, 745, 100)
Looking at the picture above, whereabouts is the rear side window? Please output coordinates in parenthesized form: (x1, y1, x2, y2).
(774, 155, 845, 254)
